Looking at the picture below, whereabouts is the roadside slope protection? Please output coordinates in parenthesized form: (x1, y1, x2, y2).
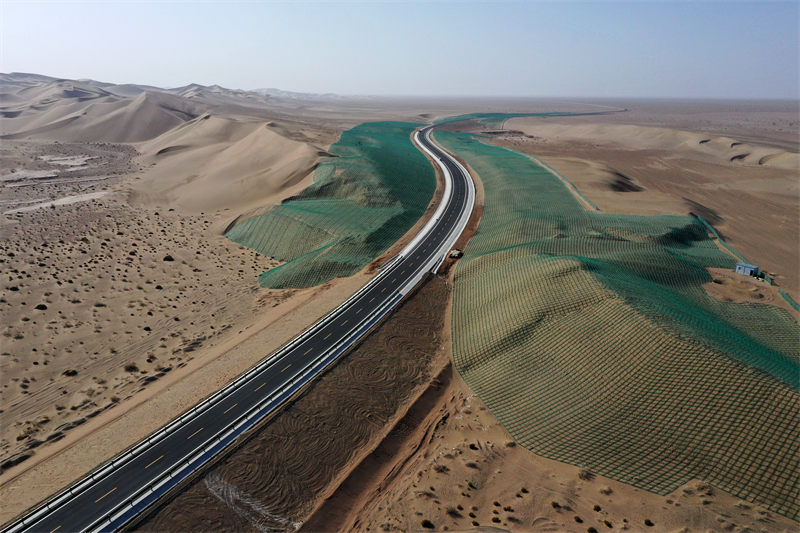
(435, 129, 800, 519)
(225, 121, 436, 288)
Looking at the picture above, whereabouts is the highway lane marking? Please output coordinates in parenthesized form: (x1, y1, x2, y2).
(391, 278, 396, 283)
(49, 527, 61, 533)
(369, 297, 375, 302)
(356, 307, 362, 314)
(223, 403, 238, 414)
(255, 382, 266, 392)
(187, 427, 204, 440)
(399, 270, 405, 275)
(304, 347, 313, 355)
(381, 287, 386, 293)
(145, 455, 164, 469)
(94, 487, 117, 504)
(323, 332, 332, 340)
(341, 319, 348, 326)
(281, 364, 292, 373)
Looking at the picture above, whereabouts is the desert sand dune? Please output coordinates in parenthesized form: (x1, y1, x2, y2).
(494, 119, 800, 299)
(15, 80, 114, 105)
(506, 120, 800, 170)
(131, 115, 321, 213)
(70, 91, 198, 142)
(2, 88, 203, 143)
(169, 83, 272, 109)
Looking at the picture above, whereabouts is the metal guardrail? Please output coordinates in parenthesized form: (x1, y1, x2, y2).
(417, 129, 475, 270)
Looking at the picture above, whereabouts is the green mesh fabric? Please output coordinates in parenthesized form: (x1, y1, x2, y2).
(225, 122, 435, 288)
(436, 130, 800, 519)
(435, 111, 621, 129)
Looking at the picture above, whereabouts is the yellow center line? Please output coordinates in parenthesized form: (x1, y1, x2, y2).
(49, 527, 61, 533)
(304, 347, 313, 355)
(323, 332, 332, 340)
(145, 455, 164, 469)
(223, 403, 238, 414)
(255, 382, 266, 392)
(281, 364, 292, 373)
(94, 487, 117, 504)
(341, 319, 348, 326)
(186, 427, 204, 440)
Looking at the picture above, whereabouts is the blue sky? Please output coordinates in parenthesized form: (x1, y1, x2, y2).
(2, 1, 797, 98)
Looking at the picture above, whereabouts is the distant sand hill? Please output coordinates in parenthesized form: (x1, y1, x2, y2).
(131, 116, 320, 213)
(1, 77, 199, 143)
(0, 73, 329, 214)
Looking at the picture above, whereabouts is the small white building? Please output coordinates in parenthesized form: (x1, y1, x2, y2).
(735, 262, 759, 277)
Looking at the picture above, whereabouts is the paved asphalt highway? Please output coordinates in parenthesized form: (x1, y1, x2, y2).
(6, 125, 474, 533)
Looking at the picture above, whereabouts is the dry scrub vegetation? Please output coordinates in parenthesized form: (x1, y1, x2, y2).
(1, 166, 278, 472)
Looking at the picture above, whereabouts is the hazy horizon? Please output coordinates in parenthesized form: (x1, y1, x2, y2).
(2, 1, 798, 100)
(6, 71, 800, 103)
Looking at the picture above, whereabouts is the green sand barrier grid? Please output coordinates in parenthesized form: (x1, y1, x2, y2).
(436, 130, 800, 519)
(225, 122, 435, 288)
(435, 110, 625, 129)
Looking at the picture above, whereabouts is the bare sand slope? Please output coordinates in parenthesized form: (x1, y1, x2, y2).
(506, 119, 800, 170)
(129, 115, 321, 213)
(2, 84, 203, 143)
(527, 99, 799, 152)
(494, 119, 800, 299)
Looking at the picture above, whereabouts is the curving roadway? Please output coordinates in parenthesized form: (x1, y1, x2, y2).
(3, 125, 475, 533)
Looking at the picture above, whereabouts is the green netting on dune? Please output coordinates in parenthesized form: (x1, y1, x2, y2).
(436, 130, 800, 519)
(435, 111, 620, 129)
(225, 122, 435, 288)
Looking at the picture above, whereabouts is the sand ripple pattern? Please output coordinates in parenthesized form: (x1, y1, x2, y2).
(136, 278, 449, 532)
(204, 472, 300, 532)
